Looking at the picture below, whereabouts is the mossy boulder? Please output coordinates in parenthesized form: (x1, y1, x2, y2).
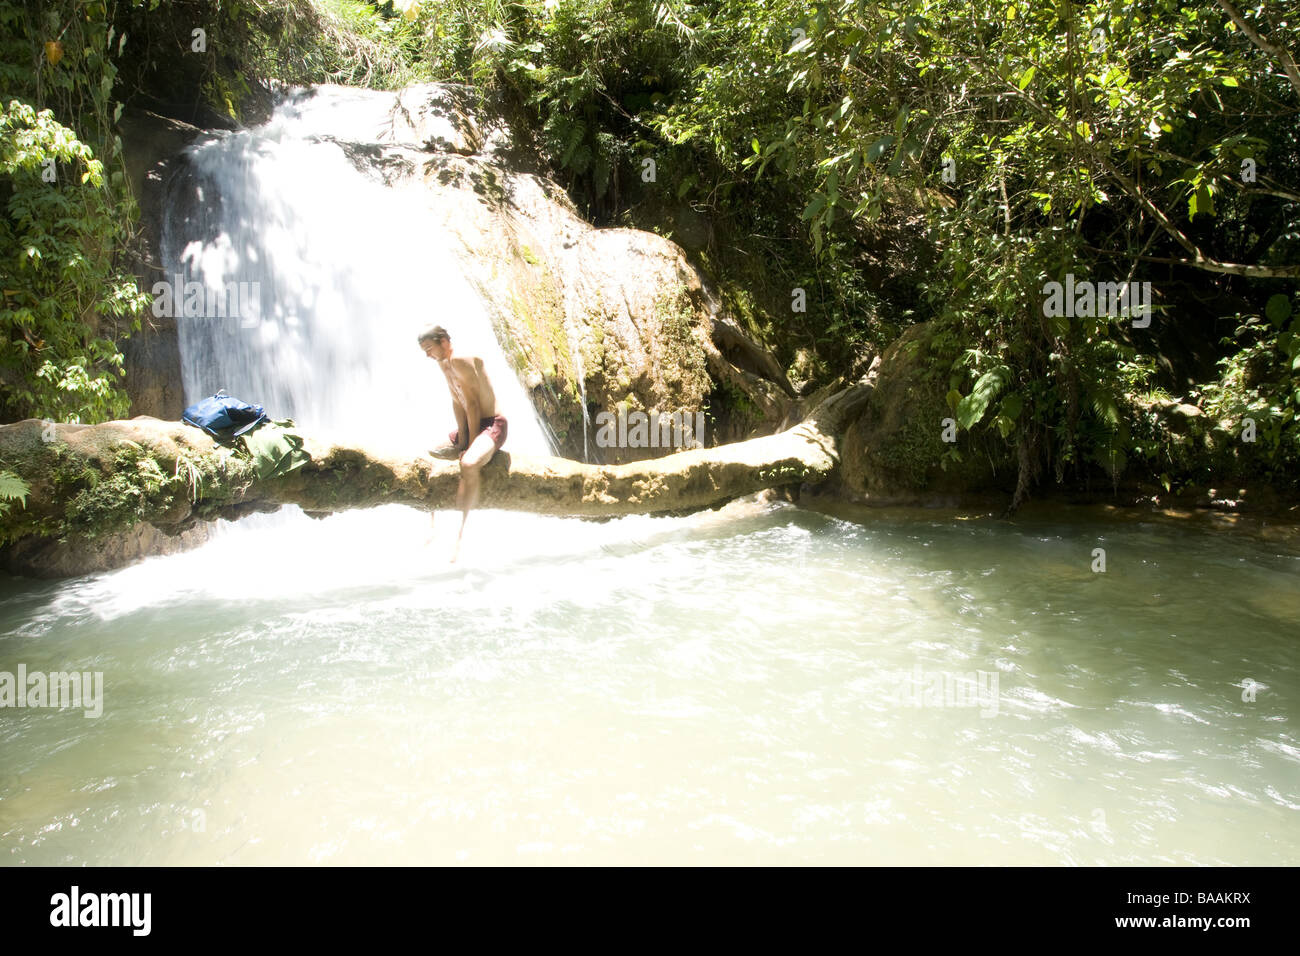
(837, 324, 1010, 503)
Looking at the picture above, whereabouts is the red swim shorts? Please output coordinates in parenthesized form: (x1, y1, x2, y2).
(448, 414, 508, 452)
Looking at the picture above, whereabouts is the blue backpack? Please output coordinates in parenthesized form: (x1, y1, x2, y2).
(182, 390, 269, 439)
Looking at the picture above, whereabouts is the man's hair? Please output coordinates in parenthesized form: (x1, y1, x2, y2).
(417, 324, 450, 345)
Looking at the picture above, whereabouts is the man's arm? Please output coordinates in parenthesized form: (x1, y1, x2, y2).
(442, 364, 471, 450)
(452, 359, 483, 449)
(451, 398, 470, 450)
(462, 373, 482, 439)
(457, 361, 488, 450)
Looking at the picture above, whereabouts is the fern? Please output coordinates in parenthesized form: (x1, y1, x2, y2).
(0, 470, 31, 518)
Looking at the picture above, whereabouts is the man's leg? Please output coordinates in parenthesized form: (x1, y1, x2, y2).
(450, 430, 498, 562)
(426, 426, 462, 545)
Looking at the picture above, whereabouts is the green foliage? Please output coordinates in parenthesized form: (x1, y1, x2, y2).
(0, 467, 29, 518)
(717, 0, 1300, 494)
(1197, 300, 1300, 481)
(0, 2, 148, 425)
(112, 0, 432, 118)
(251, 0, 431, 90)
(955, 364, 1009, 432)
(758, 0, 1298, 267)
(411, 0, 707, 219)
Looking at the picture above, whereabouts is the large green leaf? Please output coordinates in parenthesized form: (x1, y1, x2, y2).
(865, 134, 894, 164)
(956, 366, 1011, 431)
(1265, 294, 1292, 329)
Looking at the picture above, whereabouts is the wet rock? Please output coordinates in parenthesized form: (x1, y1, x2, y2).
(0, 385, 868, 576)
(1, 522, 212, 579)
(118, 108, 212, 420)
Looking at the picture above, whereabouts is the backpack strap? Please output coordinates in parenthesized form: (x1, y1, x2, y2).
(230, 414, 268, 438)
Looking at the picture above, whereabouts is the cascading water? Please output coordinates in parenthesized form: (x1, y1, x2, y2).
(155, 85, 565, 569)
(165, 86, 549, 456)
(566, 325, 592, 462)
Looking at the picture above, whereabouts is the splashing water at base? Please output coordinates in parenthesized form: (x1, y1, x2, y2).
(1, 504, 1297, 864)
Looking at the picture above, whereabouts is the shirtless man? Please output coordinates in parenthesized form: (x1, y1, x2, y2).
(418, 325, 508, 562)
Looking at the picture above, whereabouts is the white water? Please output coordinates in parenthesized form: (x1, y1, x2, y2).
(166, 86, 548, 457)
(3, 504, 1298, 864)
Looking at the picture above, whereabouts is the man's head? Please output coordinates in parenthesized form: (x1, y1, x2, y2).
(418, 324, 451, 360)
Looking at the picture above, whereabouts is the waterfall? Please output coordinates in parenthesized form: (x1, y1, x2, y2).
(162, 85, 549, 457)
(566, 324, 592, 462)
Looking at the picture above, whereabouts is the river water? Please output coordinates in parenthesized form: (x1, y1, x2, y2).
(1, 86, 1296, 864)
(1, 503, 1297, 864)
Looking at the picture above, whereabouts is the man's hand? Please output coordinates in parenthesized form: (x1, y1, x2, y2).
(452, 404, 470, 457)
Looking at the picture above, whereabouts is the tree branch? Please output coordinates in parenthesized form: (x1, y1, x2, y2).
(1216, 0, 1300, 99)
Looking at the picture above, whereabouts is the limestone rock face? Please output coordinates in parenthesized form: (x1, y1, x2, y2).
(118, 84, 794, 461)
(339, 85, 794, 461)
(433, 175, 721, 461)
(385, 84, 499, 156)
